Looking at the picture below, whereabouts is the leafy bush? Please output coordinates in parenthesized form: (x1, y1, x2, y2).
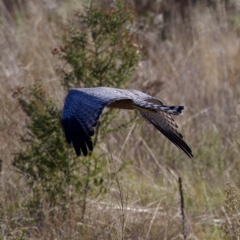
(58, 2, 140, 90)
(12, 1, 141, 222)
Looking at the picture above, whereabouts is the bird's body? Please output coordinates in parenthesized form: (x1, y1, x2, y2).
(62, 87, 193, 158)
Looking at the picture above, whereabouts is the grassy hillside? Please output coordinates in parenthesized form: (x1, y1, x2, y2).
(1, 0, 240, 239)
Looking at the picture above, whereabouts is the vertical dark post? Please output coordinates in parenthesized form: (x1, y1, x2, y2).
(0, 159, 2, 175)
(178, 177, 187, 240)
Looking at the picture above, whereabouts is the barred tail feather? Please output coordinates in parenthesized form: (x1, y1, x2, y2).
(160, 106, 185, 115)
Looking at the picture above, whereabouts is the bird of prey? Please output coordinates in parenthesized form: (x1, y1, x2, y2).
(62, 87, 193, 158)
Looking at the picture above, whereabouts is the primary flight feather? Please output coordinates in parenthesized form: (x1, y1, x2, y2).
(62, 87, 193, 158)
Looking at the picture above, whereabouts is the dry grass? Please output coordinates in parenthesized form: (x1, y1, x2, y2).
(1, 0, 240, 239)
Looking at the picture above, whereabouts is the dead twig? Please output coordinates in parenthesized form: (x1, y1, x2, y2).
(178, 177, 187, 240)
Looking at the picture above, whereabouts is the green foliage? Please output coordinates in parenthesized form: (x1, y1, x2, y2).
(12, 0, 141, 222)
(58, 2, 141, 90)
(13, 85, 109, 209)
(13, 88, 71, 203)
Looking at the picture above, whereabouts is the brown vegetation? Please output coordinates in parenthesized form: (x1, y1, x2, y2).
(1, 0, 240, 239)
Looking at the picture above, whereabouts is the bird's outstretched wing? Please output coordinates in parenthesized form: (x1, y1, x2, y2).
(139, 109, 193, 158)
(62, 88, 133, 156)
(62, 87, 193, 158)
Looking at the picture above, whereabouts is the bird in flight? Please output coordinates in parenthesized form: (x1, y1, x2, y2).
(62, 87, 193, 158)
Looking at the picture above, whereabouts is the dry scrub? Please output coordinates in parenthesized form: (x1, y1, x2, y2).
(1, 0, 240, 239)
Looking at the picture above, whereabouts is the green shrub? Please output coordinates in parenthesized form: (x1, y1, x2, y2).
(13, 85, 110, 215)
(12, 1, 141, 223)
(59, 2, 140, 90)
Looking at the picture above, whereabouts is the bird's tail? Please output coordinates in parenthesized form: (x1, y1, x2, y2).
(159, 106, 185, 115)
